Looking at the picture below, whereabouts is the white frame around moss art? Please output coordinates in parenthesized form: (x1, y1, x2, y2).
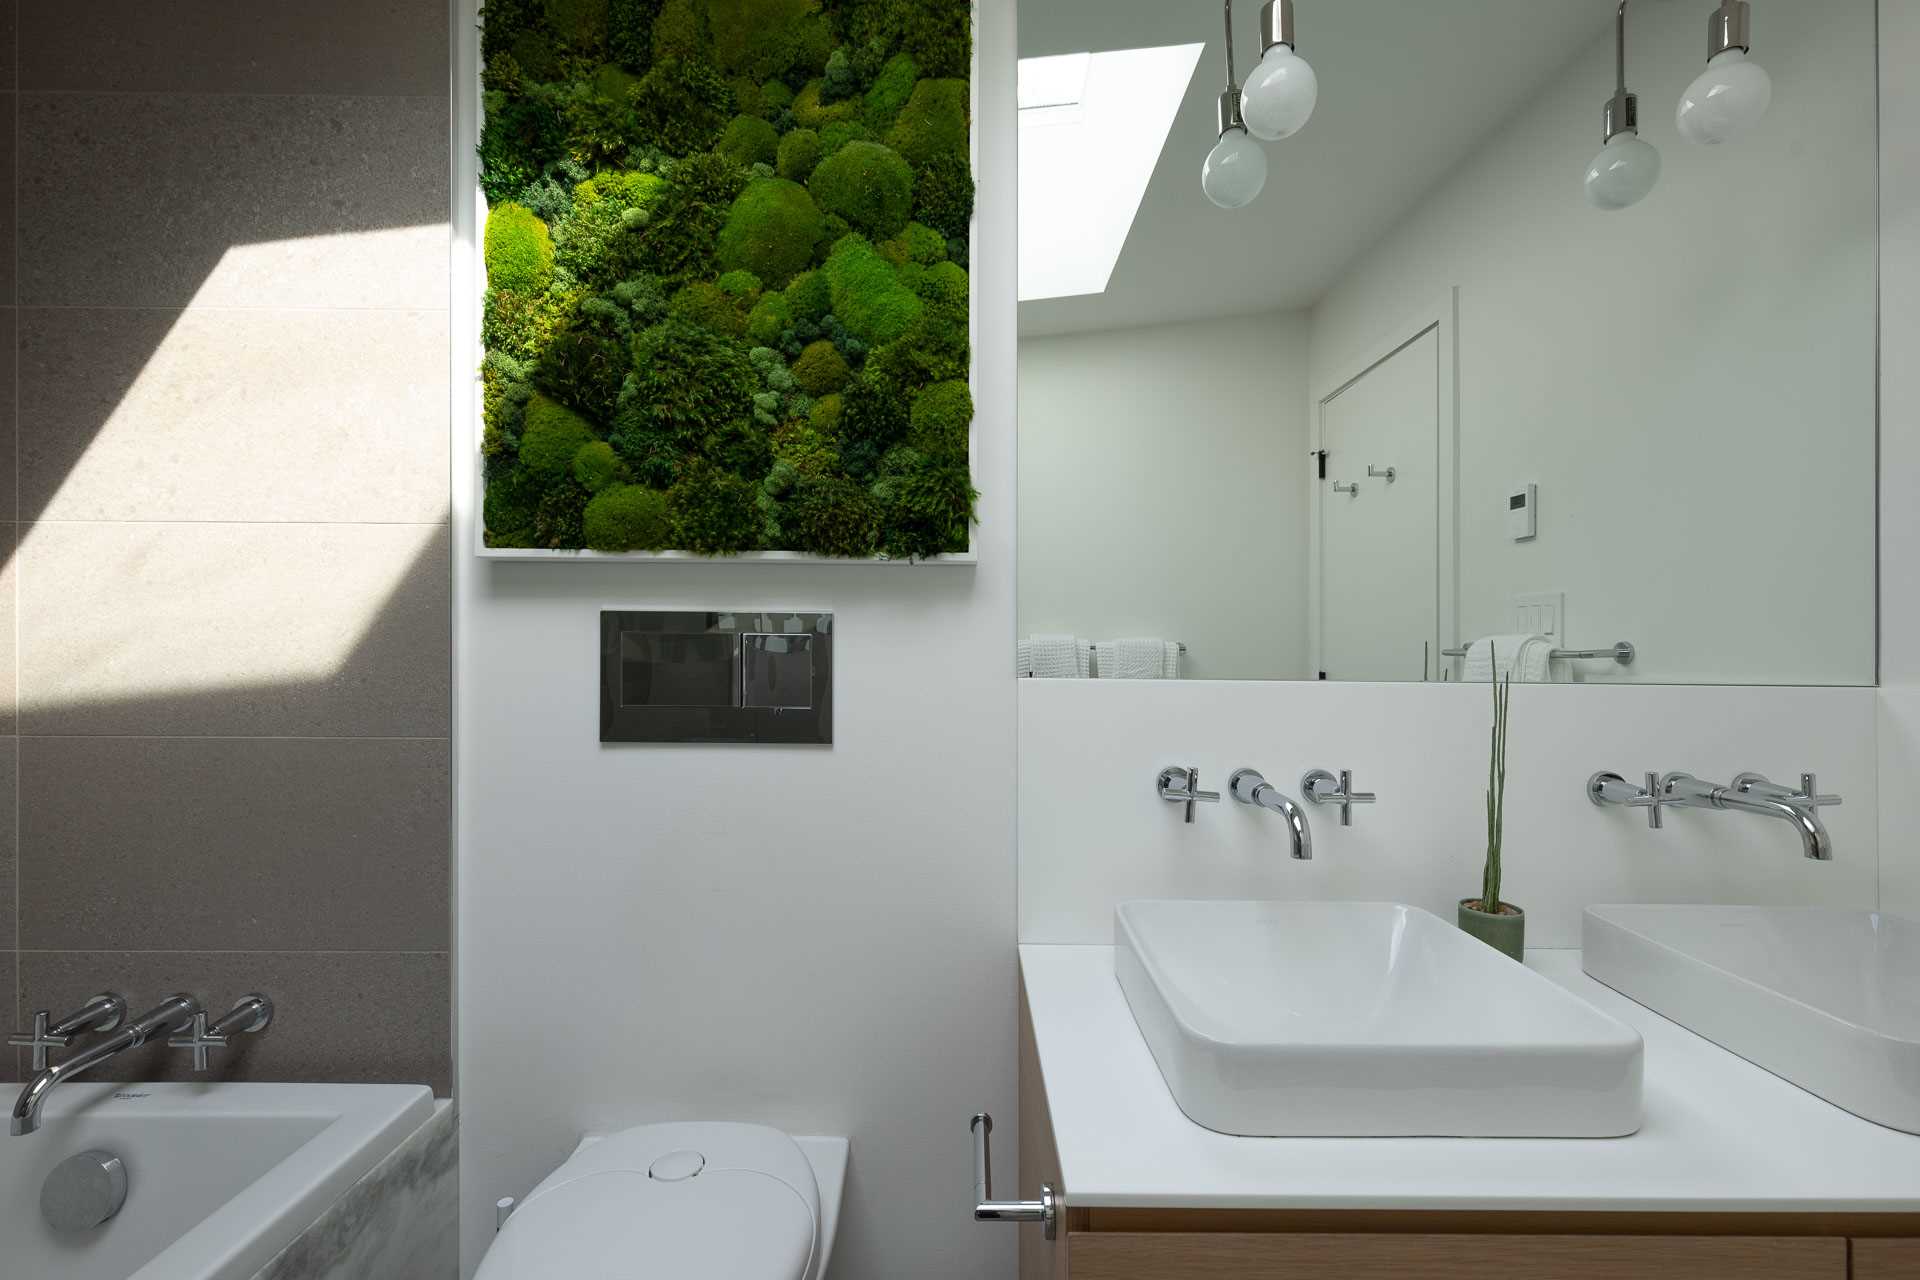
(453, 0, 979, 564)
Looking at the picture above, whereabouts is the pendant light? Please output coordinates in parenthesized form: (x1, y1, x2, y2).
(1240, 0, 1318, 141)
(1202, 0, 1268, 209)
(1583, 1, 1661, 211)
(1676, 0, 1771, 145)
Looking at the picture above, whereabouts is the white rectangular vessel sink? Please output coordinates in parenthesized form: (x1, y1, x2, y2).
(1114, 900, 1644, 1138)
(1584, 904, 1920, 1134)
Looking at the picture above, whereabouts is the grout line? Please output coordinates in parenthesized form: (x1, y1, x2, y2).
(13, 5, 22, 1084)
(17, 517, 453, 527)
(16, 734, 451, 743)
(17, 949, 450, 957)
(14, 303, 453, 315)
(14, 87, 450, 103)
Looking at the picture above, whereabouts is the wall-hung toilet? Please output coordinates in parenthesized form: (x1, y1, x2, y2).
(477, 1121, 849, 1279)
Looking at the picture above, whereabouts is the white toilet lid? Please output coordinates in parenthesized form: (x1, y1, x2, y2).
(476, 1123, 819, 1280)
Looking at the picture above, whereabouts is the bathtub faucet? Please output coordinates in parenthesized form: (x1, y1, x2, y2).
(11, 994, 202, 1136)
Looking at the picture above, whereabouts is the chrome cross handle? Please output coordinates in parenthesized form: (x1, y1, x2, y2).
(1300, 768, 1377, 827)
(1157, 765, 1220, 824)
(1732, 772, 1842, 809)
(970, 1113, 1055, 1239)
(168, 1012, 227, 1072)
(9, 994, 127, 1073)
(168, 993, 274, 1071)
(1588, 771, 1665, 829)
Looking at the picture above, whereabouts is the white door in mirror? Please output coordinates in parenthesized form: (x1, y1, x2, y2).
(1318, 330, 1441, 680)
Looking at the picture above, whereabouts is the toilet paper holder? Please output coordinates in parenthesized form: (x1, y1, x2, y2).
(971, 1113, 1056, 1239)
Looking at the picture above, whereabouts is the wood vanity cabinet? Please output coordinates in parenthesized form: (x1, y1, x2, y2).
(1065, 1233, 1846, 1279)
(1854, 1241, 1920, 1278)
(1017, 991, 1920, 1280)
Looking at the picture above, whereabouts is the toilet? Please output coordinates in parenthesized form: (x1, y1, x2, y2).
(476, 1121, 849, 1279)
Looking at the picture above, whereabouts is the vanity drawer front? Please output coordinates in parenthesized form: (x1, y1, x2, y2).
(1853, 1241, 1920, 1278)
(1068, 1232, 1847, 1279)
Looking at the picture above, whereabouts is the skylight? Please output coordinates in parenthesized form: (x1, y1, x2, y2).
(1018, 44, 1203, 302)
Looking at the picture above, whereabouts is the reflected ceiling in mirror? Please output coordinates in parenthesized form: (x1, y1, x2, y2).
(1015, 0, 1877, 685)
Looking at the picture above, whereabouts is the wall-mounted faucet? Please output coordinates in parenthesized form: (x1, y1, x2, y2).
(1662, 772, 1838, 862)
(8, 994, 127, 1073)
(1587, 771, 1664, 828)
(1228, 769, 1313, 860)
(168, 994, 275, 1071)
(1589, 768, 1839, 861)
(1300, 768, 1376, 827)
(1157, 766, 1220, 823)
(12, 995, 202, 1136)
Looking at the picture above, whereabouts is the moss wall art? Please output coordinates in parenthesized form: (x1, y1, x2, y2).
(477, 0, 977, 557)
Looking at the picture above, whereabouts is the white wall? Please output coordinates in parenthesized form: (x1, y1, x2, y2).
(1878, 0, 1920, 918)
(452, 3, 1019, 1276)
(1017, 311, 1312, 680)
(1019, 680, 1880, 948)
(1310, 0, 1878, 686)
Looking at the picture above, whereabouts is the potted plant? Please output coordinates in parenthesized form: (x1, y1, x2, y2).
(1459, 672, 1524, 960)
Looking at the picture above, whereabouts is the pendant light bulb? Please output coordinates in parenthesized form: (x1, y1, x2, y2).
(1202, 7, 1267, 213)
(1240, 1, 1316, 142)
(1585, 132, 1661, 210)
(1584, 2, 1659, 211)
(1676, 1, 1769, 144)
(1203, 124, 1268, 210)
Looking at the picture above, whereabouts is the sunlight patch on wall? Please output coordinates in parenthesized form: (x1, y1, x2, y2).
(175, 224, 451, 310)
(17, 227, 449, 717)
(18, 519, 443, 723)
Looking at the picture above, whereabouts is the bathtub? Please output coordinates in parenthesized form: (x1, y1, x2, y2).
(1, 1081, 435, 1280)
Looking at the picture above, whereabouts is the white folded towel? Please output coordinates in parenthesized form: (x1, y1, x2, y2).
(1020, 634, 1090, 679)
(1513, 635, 1555, 683)
(1095, 637, 1177, 679)
(1463, 634, 1555, 683)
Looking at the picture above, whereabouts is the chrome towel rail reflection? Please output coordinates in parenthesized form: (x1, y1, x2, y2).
(1441, 641, 1635, 666)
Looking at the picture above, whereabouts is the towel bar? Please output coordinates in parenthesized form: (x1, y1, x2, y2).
(1442, 641, 1635, 666)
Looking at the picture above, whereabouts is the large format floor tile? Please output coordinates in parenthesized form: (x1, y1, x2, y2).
(0, 98, 13, 306)
(20, 93, 448, 310)
(0, 738, 15, 954)
(20, 736, 448, 952)
(0, 310, 16, 523)
(20, 307, 450, 524)
(19, 0, 448, 96)
(1, 950, 16, 1084)
(19, 521, 450, 738)
(0, 523, 15, 734)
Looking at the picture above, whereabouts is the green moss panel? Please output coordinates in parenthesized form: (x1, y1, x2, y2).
(478, 0, 975, 556)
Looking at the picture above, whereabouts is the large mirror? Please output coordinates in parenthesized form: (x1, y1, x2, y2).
(1015, 0, 1877, 684)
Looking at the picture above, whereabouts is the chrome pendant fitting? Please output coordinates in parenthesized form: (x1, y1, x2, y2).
(1707, 0, 1753, 59)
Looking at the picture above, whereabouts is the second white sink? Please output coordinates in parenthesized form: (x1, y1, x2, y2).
(1584, 904, 1920, 1134)
(1114, 900, 1644, 1138)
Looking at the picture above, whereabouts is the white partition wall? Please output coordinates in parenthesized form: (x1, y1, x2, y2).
(452, 2, 1021, 1276)
(1878, 0, 1920, 918)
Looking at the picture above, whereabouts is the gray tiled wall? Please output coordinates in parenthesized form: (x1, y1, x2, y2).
(2, 0, 452, 1093)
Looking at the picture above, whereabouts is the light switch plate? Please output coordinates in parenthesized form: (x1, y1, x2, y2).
(1510, 592, 1564, 644)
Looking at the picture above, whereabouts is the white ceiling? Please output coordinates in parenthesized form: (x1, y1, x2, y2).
(1016, 0, 1611, 337)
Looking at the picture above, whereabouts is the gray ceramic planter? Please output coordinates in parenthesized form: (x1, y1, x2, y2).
(1458, 899, 1526, 962)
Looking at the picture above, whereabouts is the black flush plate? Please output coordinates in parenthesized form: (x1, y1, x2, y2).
(599, 610, 833, 744)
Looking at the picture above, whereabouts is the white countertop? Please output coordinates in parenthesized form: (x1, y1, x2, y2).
(1021, 944, 1920, 1213)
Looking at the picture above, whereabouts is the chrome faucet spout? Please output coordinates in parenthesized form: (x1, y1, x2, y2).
(11, 995, 201, 1136)
(1717, 791, 1832, 861)
(1229, 769, 1314, 860)
(1660, 773, 1834, 862)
